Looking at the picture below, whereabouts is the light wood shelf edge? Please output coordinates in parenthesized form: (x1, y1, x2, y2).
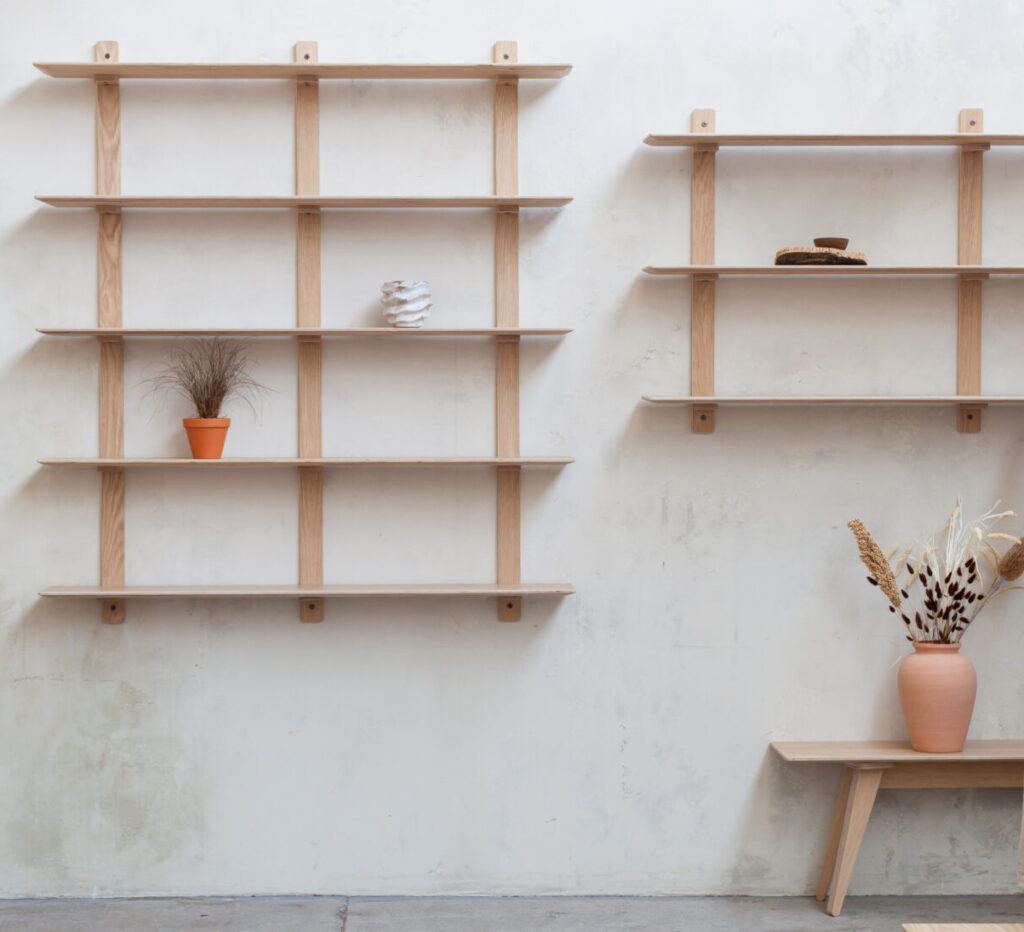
(38, 456, 575, 467)
(644, 133, 1020, 147)
(643, 266, 1024, 277)
(35, 62, 573, 80)
(37, 327, 573, 336)
(642, 395, 1024, 406)
(36, 195, 572, 209)
(41, 583, 576, 597)
(771, 739, 1024, 762)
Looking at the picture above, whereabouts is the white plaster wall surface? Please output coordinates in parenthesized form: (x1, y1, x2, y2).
(2, 0, 1024, 899)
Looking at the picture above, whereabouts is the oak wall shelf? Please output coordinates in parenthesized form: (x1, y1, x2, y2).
(40, 583, 575, 599)
(643, 266, 1024, 278)
(38, 40, 572, 624)
(39, 457, 574, 468)
(644, 133, 1024, 148)
(38, 327, 571, 337)
(35, 62, 572, 80)
(643, 108, 1013, 434)
(37, 195, 571, 209)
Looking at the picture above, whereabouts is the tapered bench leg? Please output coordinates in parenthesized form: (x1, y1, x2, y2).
(817, 766, 853, 901)
(825, 765, 885, 916)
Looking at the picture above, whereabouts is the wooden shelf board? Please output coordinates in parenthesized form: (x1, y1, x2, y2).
(35, 62, 572, 80)
(41, 583, 575, 598)
(37, 327, 572, 337)
(644, 133, 1024, 147)
(643, 395, 1024, 406)
(38, 457, 574, 467)
(772, 739, 1024, 763)
(643, 265, 1024, 277)
(36, 195, 572, 209)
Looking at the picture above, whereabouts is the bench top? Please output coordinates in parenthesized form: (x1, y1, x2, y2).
(772, 740, 1024, 763)
(903, 925, 1024, 931)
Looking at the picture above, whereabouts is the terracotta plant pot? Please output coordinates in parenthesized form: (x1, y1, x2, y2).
(897, 642, 977, 752)
(182, 417, 230, 459)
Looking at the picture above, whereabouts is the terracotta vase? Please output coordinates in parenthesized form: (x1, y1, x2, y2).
(182, 417, 230, 459)
(897, 642, 977, 752)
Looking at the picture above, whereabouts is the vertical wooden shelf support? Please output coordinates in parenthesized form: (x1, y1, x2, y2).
(690, 109, 717, 434)
(494, 41, 522, 621)
(95, 40, 125, 623)
(295, 41, 324, 622)
(957, 107, 985, 434)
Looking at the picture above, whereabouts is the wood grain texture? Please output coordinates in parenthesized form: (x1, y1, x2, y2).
(496, 466, 521, 621)
(36, 61, 573, 80)
(41, 583, 575, 597)
(880, 760, 1024, 789)
(690, 111, 716, 433)
(957, 110, 984, 434)
(816, 767, 852, 901)
(40, 457, 575, 467)
(493, 44, 522, 620)
(644, 133, 1012, 147)
(38, 195, 572, 209)
(100, 468, 125, 624)
(826, 766, 884, 916)
(98, 338, 124, 456)
(296, 212, 321, 328)
(95, 43, 120, 194)
(294, 42, 319, 195)
(772, 740, 1024, 761)
(644, 265, 1020, 277)
(644, 395, 1024, 406)
(97, 211, 123, 327)
(493, 43, 518, 195)
(298, 467, 323, 622)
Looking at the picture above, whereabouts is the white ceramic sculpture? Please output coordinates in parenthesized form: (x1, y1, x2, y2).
(380, 280, 433, 328)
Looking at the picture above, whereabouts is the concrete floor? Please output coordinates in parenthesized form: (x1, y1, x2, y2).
(0, 895, 1022, 930)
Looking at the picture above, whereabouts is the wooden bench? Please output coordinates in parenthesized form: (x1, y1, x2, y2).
(772, 740, 1024, 917)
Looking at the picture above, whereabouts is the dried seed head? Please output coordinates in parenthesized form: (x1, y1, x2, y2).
(999, 541, 1024, 581)
(848, 519, 902, 608)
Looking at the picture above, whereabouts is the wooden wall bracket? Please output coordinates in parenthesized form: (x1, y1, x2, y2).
(690, 109, 716, 434)
(957, 107, 984, 434)
(295, 42, 324, 622)
(95, 41, 125, 622)
(494, 42, 522, 620)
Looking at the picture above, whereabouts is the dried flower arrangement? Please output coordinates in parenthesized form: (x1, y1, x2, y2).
(148, 339, 266, 419)
(848, 499, 1024, 643)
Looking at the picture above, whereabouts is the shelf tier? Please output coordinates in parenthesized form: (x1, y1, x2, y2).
(643, 265, 1024, 278)
(643, 395, 1024, 406)
(37, 327, 571, 337)
(36, 195, 571, 209)
(40, 583, 575, 598)
(644, 133, 1024, 148)
(39, 457, 574, 467)
(35, 62, 572, 80)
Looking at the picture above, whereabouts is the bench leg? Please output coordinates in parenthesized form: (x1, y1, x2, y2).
(825, 765, 884, 917)
(816, 766, 853, 901)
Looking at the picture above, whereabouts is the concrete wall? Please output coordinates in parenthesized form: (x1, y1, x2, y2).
(3, 0, 1024, 899)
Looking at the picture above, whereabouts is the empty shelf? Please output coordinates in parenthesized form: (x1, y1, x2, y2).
(41, 583, 575, 598)
(38, 457, 574, 467)
(37, 327, 571, 337)
(644, 133, 1024, 147)
(36, 195, 572, 209)
(643, 265, 1024, 277)
(643, 395, 1024, 406)
(35, 62, 572, 80)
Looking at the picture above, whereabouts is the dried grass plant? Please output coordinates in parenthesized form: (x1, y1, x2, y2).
(848, 499, 1022, 643)
(148, 339, 267, 420)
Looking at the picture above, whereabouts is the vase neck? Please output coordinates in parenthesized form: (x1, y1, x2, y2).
(912, 641, 962, 653)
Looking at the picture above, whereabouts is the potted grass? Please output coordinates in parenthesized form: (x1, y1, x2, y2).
(150, 339, 265, 459)
(848, 500, 1024, 752)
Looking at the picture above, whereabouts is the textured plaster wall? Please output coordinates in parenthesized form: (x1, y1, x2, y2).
(3, 0, 1024, 899)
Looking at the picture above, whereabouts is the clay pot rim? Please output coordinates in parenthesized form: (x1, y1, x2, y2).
(182, 417, 231, 427)
(911, 640, 962, 650)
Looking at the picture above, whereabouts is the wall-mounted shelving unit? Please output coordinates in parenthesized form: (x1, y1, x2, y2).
(36, 40, 574, 624)
(642, 109, 1024, 434)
